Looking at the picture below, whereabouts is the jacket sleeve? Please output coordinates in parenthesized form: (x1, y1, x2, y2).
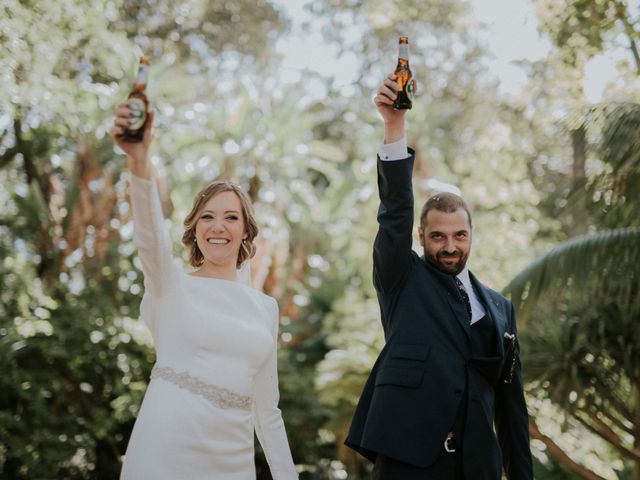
(129, 173, 180, 298)
(494, 302, 533, 480)
(253, 298, 298, 480)
(373, 150, 416, 294)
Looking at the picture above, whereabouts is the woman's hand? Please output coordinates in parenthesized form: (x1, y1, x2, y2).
(111, 102, 154, 178)
(110, 102, 154, 164)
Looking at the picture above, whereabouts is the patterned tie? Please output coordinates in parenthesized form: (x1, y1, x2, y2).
(454, 277, 472, 321)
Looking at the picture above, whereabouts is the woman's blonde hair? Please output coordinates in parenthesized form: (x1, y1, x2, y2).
(182, 181, 258, 268)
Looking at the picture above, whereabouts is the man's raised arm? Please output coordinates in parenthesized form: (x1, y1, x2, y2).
(372, 73, 416, 294)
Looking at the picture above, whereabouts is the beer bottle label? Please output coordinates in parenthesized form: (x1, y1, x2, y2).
(127, 98, 147, 130)
(406, 76, 415, 100)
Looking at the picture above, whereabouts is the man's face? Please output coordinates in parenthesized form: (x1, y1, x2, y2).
(418, 209, 472, 275)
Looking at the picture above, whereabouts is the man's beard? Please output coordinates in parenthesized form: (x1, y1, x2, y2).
(425, 250, 469, 275)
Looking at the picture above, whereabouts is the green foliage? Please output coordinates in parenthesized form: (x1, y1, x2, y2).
(536, 0, 638, 69)
(504, 228, 640, 412)
(538, 0, 617, 57)
(0, 193, 155, 478)
(117, 0, 285, 63)
(503, 71, 640, 480)
(586, 103, 640, 227)
(505, 227, 640, 322)
(503, 228, 639, 477)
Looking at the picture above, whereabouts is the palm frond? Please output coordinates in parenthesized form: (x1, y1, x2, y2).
(502, 227, 640, 323)
(561, 103, 640, 228)
(597, 102, 640, 171)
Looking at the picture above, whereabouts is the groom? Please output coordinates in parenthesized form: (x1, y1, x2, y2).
(345, 73, 533, 479)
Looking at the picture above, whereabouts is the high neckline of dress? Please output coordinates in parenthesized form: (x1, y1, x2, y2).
(185, 273, 244, 286)
(183, 271, 263, 294)
(186, 273, 238, 283)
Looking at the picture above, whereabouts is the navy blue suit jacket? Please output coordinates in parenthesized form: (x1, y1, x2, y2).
(345, 151, 533, 479)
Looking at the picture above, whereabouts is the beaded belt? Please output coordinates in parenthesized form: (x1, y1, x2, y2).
(150, 365, 252, 411)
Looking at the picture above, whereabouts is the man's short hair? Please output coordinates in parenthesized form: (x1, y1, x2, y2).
(419, 192, 473, 230)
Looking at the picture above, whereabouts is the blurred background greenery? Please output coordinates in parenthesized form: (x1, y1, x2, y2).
(1, 0, 639, 478)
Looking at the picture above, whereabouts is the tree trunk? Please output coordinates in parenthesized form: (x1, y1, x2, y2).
(528, 417, 607, 480)
(615, 2, 640, 75)
(569, 126, 588, 236)
(633, 374, 640, 480)
(571, 126, 586, 185)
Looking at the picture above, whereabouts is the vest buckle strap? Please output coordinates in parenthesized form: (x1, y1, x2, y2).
(444, 432, 457, 453)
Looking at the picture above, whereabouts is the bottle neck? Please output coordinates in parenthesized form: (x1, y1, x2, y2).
(132, 83, 146, 93)
(398, 44, 409, 61)
(134, 63, 149, 91)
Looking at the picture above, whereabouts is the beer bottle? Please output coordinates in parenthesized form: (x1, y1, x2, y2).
(393, 37, 414, 110)
(122, 56, 150, 143)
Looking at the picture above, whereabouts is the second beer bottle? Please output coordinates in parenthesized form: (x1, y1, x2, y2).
(393, 36, 414, 110)
(122, 56, 150, 143)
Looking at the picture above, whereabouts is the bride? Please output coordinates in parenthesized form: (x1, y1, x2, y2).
(111, 103, 298, 480)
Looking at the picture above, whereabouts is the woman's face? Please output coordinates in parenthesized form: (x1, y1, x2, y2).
(194, 191, 246, 270)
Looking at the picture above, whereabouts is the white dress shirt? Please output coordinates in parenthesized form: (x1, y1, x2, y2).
(378, 136, 409, 161)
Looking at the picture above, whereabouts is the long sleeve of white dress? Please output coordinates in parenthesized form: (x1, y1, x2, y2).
(253, 299, 299, 480)
(129, 174, 178, 298)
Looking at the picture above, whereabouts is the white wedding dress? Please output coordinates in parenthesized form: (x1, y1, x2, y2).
(120, 175, 298, 480)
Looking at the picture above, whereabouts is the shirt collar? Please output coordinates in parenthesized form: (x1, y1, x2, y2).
(456, 266, 472, 292)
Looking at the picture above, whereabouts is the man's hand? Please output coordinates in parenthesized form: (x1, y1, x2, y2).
(374, 73, 415, 144)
